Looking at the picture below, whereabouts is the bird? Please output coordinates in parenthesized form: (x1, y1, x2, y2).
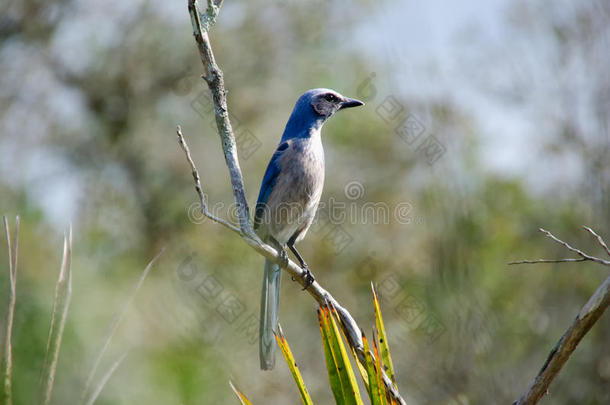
(254, 88, 364, 370)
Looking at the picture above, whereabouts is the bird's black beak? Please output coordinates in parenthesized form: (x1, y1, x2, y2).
(339, 97, 365, 110)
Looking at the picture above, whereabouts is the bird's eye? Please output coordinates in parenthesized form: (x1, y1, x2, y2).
(324, 93, 337, 102)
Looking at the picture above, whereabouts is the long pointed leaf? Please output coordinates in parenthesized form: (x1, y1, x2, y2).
(362, 333, 383, 405)
(318, 308, 345, 405)
(372, 330, 388, 405)
(324, 305, 363, 405)
(322, 305, 352, 404)
(371, 283, 396, 387)
(348, 341, 369, 392)
(229, 381, 252, 405)
(275, 324, 314, 405)
(327, 306, 369, 391)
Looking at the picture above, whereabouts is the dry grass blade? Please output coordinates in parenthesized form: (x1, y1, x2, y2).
(2, 215, 19, 405)
(80, 249, 164, 403)
(84, 351, 129, 405)
(39, 225, 73, 405)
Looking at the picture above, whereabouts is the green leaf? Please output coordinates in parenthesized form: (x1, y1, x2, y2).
(325, 305, 364, 405)
(362, 333, 383, 405)
(347, 339, 369, 393)
(318, 307, 346, 405)
(275, 325, 314, 405)
(372, 330, 388, 405)
(371, 283, 396, 387)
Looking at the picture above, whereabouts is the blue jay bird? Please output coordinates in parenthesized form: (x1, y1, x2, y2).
(255, 88, 364, 370)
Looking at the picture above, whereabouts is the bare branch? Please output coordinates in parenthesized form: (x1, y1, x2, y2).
(509, 228, 610, 266)
(2, 216, 19, 405)
(181, 2, 406, 403)
(187, 0, 253, 236)
(512, 226, 610, 404)
(514, 275, 610, 405)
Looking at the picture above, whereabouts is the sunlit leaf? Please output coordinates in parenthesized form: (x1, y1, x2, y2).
(372, 330, 388, 405)
(275, 324, 314, 405)
(318, 305, 365, 405)
(362, 333, 383, 405)
(318, 307, 346, 405)
(371, 283, 396, 387)
(229, 381, 252, 405)
(347, 339, 369, 392)
(325, 305, 364, 405)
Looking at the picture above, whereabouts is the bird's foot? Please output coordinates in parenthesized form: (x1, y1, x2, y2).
(300, 265, 315, 290)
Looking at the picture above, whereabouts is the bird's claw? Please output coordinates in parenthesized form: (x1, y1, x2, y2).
(301, 265, 315, 290)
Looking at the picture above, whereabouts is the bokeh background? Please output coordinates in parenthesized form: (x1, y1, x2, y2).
(1, 0, 609, 404)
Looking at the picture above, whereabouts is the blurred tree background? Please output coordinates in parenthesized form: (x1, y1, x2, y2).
(0, 0, 609, 404)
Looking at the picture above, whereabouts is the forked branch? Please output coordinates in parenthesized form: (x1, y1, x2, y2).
(509, 227, 610, 266)
(511, 227, 610, 405)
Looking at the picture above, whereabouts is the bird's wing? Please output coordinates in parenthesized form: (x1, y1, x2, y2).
(254, 141, 290, 229)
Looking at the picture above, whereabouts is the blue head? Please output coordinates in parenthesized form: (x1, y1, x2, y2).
(281, 88, 364, 141)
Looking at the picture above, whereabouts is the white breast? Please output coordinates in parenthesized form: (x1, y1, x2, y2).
(265, 132, 325, 244)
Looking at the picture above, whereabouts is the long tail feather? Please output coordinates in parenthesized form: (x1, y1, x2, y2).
(259, 259, 281, 370)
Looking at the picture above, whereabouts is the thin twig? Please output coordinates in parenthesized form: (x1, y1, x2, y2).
(84, 350, 129, 405)
(80, 249, 164, 404)
(540, 228, 610, 265)
(176, 126, 240, 234)
(583, 226, 610, 258)
(512, 227, 610, 404)
(2, 216, 19, 405)
(39, 225, 73, 405)
(509, 228, 610, 266)
(509, 258, 587, 265)
(181, 2, 406, 403)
